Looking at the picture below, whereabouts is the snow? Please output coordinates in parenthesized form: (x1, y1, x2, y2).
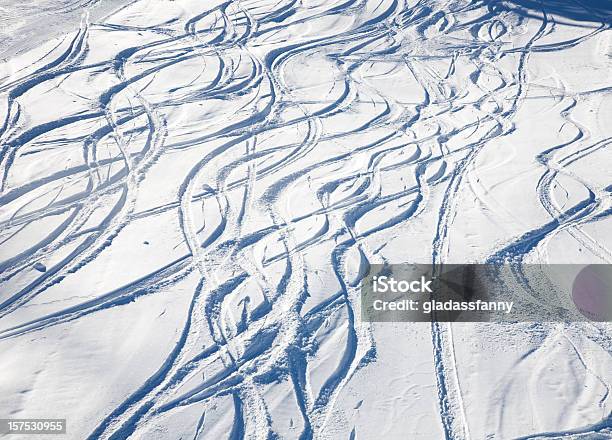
(0, 0, 611, 438)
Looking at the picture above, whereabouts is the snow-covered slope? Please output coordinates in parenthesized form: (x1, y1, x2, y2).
(0, 0, 130, 60)
(0, 0, 611, 438)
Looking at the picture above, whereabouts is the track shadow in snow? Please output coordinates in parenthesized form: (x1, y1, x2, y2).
(491, 0, 612, 26)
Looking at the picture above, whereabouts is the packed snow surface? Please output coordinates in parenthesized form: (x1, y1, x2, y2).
(0, 0, 611, 438)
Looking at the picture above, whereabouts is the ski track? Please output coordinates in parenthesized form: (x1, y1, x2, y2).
(0, 0, 611, 438)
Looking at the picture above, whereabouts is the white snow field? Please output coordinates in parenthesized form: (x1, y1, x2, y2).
(0, 0, 611, 438)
